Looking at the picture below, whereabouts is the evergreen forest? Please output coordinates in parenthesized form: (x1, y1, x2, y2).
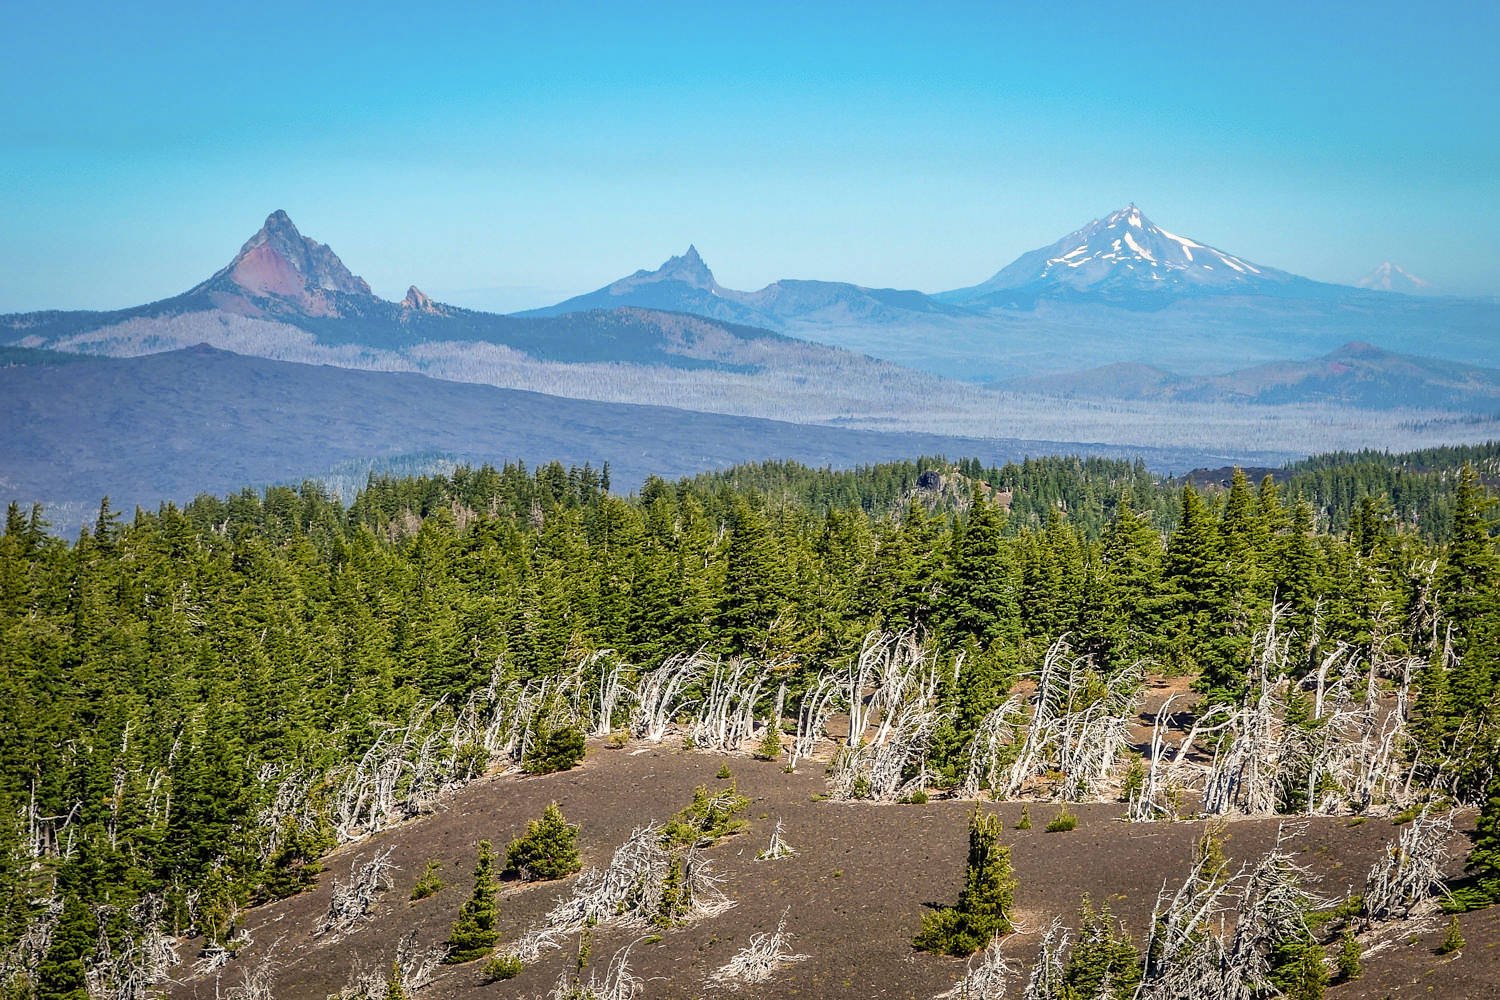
(1, 447, 1497, 998)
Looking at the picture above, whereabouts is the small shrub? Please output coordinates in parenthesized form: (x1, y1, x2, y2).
(409, 859, 444, 901)
(1438, 915, 1465, 955)
(505, 802, 582, 881)
(605, 729, 629, 749)
(661, 783, 749, 848)
(901, 789, 929, 805)
(1046, 806, 1078, 833)
(716, 763, 733, 780)
(1391, 803, 1422, 825)
(655, 858, 688, 927)
(384, 960, 407, 1000)
(1336, 929, 1362, 981)
(482, 954, 523, 982)
(1015, 805, 1032, 830)
(1120, 757, 1146, 804)
(754, 723, 783, 761)
(523, 724, 586, 775)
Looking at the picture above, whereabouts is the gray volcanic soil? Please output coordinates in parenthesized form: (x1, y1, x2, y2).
(162, 743, 1494, 1000)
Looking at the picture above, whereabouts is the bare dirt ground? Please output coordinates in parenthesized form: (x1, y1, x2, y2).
(161, 736, 1495, 1000)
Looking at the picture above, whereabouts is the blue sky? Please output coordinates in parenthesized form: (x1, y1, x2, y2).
(4, 1, 1497, 311)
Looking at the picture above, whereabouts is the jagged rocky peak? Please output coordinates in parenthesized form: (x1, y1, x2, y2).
(651, 244, 717, 288)
(402, 285, 439, 312)
(216, 210, 373, 300)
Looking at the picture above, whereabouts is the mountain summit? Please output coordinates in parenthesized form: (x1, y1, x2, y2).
(191, 210, 374, 317)
(942, 205, 1305, 308)
(1357, 261, 1433, 294)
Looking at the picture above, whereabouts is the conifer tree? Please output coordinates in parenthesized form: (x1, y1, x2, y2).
(1439, 465, 1499, 709)
(913, 810, 1017, 956)
(383, 960, 408, 1000)
(1062, 895, 1141, 998)
(504, 802, 582, 881)
(445, 841, 500, 963)
(1451, 766, 1500, 910)
(35, 895, 94, 1000)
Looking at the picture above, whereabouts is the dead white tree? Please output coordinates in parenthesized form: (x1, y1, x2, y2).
(315, 848, 397, 939)
(1019, 918, 1069, 1000)
(1136, 825, 1323, 1000)
(789, 673, 842, 771)
(711, 909, 808, 988)
(83, 895, 179, 1000)
(0, 893, 62, 994)
(933, 934, 1015, 1000)
(213, 944, 278, 1000)
(829, 670, 944, 801)
(689, 658, 766, 753)
(991, 639, 1141, 801)
(545, 939, 644, 1000)
(1362, 809, 1456, 923)
(1135, 835, 1239, 999)
(510, 823, 733, 961)
(956, 696, 1022, 800)
(632, 653, 704, 742)
(584, 650, 633, 738)
(394, 929, 445, 992)
(756, 818, 796, 861)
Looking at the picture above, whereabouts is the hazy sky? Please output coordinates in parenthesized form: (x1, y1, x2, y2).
(4, 2, 1497, 311)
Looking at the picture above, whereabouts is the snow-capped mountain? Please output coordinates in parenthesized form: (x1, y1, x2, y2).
(941, 205, 1312, 308)
(1357, 261, 1433, 294)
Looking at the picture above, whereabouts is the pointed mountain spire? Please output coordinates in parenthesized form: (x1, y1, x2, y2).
(651, 244, 717, 289)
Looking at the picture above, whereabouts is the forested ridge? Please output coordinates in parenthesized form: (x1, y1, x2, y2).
(1, 447, 1497, 998)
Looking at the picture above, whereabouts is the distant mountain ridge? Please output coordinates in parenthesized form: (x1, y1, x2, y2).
(519, 244, 968, 329)
(1004, 341, 1500, 410)
(515, 205, 1499, 381)
(4, 206, 1497, 398)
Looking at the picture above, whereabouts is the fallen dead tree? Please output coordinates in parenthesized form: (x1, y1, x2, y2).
(315, 848, 396, 939)
(507, 823, 733, 962)
(711, 909, 808, 988)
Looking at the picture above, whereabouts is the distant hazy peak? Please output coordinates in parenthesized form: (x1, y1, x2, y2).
(640, 244, 718, 290)
(1357, 261, 1432, 294)
(402, 285, 440, 312)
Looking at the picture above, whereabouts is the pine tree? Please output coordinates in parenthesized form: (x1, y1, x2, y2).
(943, 493, 1020, 649)
(1162, 485, 1241, 701)
(913, 810, 1017, 956)
(445, 841, 500, 963)
(1451, 766, 1500, 910)
(1439, 465, 1499, 709)
(504, 802, 582, 881)
(383, 960, 408, 1000)
(34, 895, 94, 1000)
(1062, 895, 1141, 998)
